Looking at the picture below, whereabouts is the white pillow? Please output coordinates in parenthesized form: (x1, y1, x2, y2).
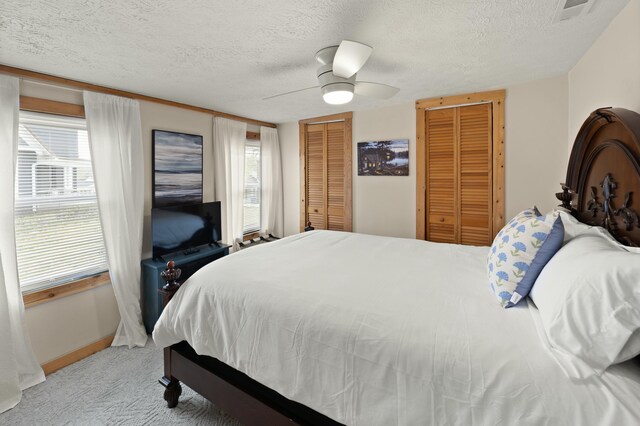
(555, 210, 640, 254)
(555, 210, 595, 243)
(529, 232, 640, 379)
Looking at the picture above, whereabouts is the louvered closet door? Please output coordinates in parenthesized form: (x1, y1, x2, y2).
(305, 123, 327, 229)
(302, 120, 351, 232)
(425, 104, 493, 245)
(459, 103, 493, 245)
(326, 122, 346, 230)
(426, 108, 457, 243)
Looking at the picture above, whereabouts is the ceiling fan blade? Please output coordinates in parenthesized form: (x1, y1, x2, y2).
(354, 82, 400, 99)
(262, 86, 319, 100)
(332, 40, 373, 79)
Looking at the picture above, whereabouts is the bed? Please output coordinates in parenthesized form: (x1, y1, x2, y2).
(152, 107, 640, 425)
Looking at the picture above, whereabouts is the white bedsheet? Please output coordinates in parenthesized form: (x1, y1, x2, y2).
(153, 231, 640, 425)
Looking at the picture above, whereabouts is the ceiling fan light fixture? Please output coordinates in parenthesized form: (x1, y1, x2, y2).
(321, 83, 354, 105)
(323, 90, 353, 105)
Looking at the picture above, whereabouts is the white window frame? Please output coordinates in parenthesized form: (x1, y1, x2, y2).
(243, 139, 261, 235)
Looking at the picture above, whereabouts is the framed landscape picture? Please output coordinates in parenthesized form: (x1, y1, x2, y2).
(357, 139, 409, 176)
(152, 129, 203, 207)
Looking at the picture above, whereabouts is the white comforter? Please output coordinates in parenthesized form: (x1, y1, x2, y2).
(153, 231, 640, 425)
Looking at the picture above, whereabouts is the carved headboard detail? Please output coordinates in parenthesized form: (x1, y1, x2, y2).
(558, 108, 640, 247)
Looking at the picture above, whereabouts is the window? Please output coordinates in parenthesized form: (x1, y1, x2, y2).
(243, 140, 261, 234)
(15, 111, 108, 292)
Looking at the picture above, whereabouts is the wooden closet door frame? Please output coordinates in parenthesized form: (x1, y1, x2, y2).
(299, 112, 353, 232)
(415, 90, 505, 240)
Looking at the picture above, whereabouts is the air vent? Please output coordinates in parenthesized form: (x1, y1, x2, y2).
(553, 0, 597, 23)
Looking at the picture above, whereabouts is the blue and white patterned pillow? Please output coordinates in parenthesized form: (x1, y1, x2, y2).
(488, 207, 564, 308)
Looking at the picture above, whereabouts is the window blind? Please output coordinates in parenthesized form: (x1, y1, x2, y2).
(15, 111, 108, 292)
(243, 140, 261, 233)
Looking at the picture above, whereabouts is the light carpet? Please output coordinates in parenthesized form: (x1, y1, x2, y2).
(0, 340, 242, 426)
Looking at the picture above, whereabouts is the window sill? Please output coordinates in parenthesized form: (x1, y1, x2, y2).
(23, 272, 111, 308)
(243, 231, 261, 241)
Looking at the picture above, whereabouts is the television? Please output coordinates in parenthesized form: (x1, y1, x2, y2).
(152, 201, 222, 259)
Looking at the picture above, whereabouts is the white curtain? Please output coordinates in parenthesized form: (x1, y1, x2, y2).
(260, 126, 284, 237)
(0, 75, 45, 413)
(213, 117, 247, 249)
(84, 91, 147, 348)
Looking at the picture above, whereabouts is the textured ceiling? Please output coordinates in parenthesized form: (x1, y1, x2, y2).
(0, 0, 629, 124)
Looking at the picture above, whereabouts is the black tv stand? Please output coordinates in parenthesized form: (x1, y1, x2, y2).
(183, 247, 201, 255)
(209, 241, 221, 248)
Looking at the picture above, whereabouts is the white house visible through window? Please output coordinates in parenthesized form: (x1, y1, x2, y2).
(15, 111, 108, 292)
(243, 140, 261, 234)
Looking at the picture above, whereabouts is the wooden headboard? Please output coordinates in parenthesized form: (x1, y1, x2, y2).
(556, 108, 640, 247)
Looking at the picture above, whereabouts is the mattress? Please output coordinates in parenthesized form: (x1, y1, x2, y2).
(153, 230, 640, 425)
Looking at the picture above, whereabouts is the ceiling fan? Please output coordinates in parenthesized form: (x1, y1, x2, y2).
(264, 40, 400, 105)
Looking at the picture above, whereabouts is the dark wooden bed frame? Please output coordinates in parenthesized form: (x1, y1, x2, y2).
(158, 107, 640, 425)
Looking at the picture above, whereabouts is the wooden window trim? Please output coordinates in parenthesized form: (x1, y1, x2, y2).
(23, 272, 111, 308)
(415, 90, 505, 240)
(299, 112, 353, 232)
(20, 96, 85, 118)
(3, 64, 275, 128)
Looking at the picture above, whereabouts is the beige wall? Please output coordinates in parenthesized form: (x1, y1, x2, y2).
(280, 76, 569, 238)
(279, 121, 301, 237)
(504, 75, 569, 218)
(18, 81, 246, 364)
(568, 0, 640, 144)
(24, 285, 119, 364)
(352, 104, 416, 238)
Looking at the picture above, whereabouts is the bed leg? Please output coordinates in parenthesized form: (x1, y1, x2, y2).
(160, 376, 182, 408)
(158, 264, 185, 408)
(158, 263, 185, 408)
